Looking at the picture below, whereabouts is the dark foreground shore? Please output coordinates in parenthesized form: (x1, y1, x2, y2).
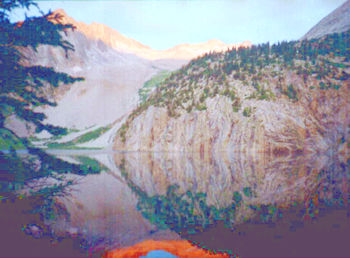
(0, 196, 95, 258)
(183, 206, 350, 258)
(1, 195, 350, 258)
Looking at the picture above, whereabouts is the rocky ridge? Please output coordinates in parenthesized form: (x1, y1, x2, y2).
(302, 0, 350, 40)
(52, 9, 251, 61)
(114, 31, 350, 161)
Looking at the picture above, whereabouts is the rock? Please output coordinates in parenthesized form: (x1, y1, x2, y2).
(114, 72, 349, 160)
(301, 0, 350, 40)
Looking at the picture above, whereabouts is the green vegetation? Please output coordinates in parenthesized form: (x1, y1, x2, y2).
(139, 70, 171, 104)
(283, 84, 298, 101)
(118, 159, 242, 233)
(258, 87, 275, 100)
(1, 1, 80, 142)
(126, 178, 243, 234)
(118, 123, 129, 143)
(118, 154, 350, 236)
(0, 0, 103, 215)
(136, 185, 242, 234)
(28, 128, 81, 145)
(322, 58, 349, 69)
(46, 125, 110, 148)
(248, 203, 281, 223)
(1, 147, 101, 193)
(0, 4, 83, 137)
(243, 186, 254, 198)
(73, 125, 110, 144)
(117, 29, 350, 142)
(0, 128, 26, 150)
(75, 156, 107, 173)
(195, 103, 207, 111)
(319, 81, 341, 90)
(232, 100, 241, 112)
(243, 107, 252, 117)
(46, 143, 102, 150)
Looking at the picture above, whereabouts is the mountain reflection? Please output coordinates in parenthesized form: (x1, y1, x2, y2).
(114, 151, 348, 222)
(45, 151, 348, 254)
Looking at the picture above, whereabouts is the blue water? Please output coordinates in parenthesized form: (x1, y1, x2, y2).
(141, 250, 178, 258)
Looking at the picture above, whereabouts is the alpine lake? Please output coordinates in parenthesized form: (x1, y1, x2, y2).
(3, 148, 349, 257)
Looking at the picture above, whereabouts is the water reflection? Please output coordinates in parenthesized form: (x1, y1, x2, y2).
(46, 152, 180, 252)
(114, 151, 348, 223)
(39, 150, 349, 255)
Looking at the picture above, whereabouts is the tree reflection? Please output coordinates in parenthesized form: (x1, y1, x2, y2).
(119, 158, 242, 235)
(118, 155, 349, 239)
(1, 149, 105, 247)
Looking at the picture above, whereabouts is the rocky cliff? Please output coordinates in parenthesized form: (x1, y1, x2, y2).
(114, 31, 350, 160)
(302, 0, 350, 40)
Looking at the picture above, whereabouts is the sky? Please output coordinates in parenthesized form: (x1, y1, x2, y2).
(11, 0, 347, 50)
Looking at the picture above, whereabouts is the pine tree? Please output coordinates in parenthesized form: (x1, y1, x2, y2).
(0, 1, 96, 197)
(0, 0, 83, 136)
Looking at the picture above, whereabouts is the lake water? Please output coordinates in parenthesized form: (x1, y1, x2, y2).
(18, 150, 350, 257)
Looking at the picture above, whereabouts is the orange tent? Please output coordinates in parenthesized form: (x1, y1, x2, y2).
(104, 240, 234, 258)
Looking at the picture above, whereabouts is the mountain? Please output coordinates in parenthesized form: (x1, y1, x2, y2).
(52, 9, 152, 56)
(53, 9, 250, 61)
(21, 28, 163, 131)
(160, 39, 251, 60)
(14, 9, 250, 139)
(113, 28, 350, 162)
(301, 0, 350, 40)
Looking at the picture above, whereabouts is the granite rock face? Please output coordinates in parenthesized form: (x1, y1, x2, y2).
(302, 0, 350, 40)
(114, 68, 349, 159)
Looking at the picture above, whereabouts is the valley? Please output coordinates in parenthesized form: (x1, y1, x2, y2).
(1, 1, 350, 257)
(13, 9, 250, 151)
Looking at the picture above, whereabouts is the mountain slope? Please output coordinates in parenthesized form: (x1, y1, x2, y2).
(53, 9, 250, 61)
(52, 9, 152, 55)
(114, 30, 350, 161)
(20, 9, 250, 136)
(302, 0, 350, 40)
(19, 10, 184, 133)
(23, 29, 163, 131)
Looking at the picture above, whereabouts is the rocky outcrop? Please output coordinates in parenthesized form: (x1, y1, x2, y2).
(114, 66, 349, 159)
(302, 0, 350, 40)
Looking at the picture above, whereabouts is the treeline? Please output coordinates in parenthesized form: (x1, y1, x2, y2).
(116, 29, 350, 135)
(187, 30, 350, 75)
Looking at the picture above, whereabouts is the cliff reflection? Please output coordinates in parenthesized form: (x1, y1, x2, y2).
(44, 151, 349, 254)
(114, 151, 349, 233)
